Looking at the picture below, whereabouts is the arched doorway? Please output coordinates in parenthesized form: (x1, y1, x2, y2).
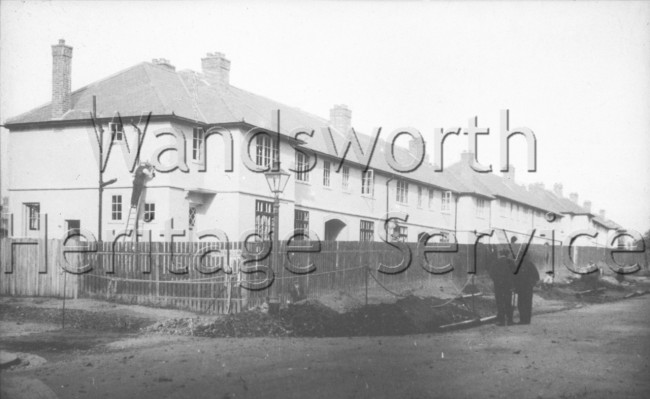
(324, 219, 346, 241)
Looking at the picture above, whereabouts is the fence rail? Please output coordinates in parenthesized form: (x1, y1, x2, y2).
(1, 238, 647, 314)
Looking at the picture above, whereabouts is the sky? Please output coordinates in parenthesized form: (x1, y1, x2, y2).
(1, 0, 649, 233)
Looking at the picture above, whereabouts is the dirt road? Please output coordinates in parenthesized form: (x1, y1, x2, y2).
(2, 294, 649, 399)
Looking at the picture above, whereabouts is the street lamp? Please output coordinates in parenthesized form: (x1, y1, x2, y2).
(263, 162, 291, 314)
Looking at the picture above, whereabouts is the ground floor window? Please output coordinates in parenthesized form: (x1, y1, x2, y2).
(25, 203, 40, 231)
(144, 203, 155, 222)
(255, 200, 274, 240)
(65, 219, 80, 232)
(360, 220, 374, 242)
(397, 226, 408, 242)
(189, 206, 197, 230)
(111, 196, 122, 220)
(294, 209, 310, 234)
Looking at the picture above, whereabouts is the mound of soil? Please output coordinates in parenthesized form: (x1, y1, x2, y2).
(145, 295, 488, 338)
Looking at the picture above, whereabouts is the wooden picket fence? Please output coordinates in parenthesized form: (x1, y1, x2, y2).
(1, 237, 646, 314)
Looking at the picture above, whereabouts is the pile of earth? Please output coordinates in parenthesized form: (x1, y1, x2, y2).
(536, 273, 644, 303)
(144, 295, 488, 338)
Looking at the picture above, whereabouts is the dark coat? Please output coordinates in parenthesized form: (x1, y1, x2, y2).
(513, 259, 540, 292)
(488, 255, 516, 289)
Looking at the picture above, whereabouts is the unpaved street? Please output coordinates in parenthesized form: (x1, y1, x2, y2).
(2, 295, 649, 399)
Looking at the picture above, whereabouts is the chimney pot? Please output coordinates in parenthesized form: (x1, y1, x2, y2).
(553, 183, 563, 197)
(201, 52, 230, 85)
(152, 58, 175, 71)
(569, 192, 579, 203)
(599, 209, 606, 219)
(460, 151, 473, 164)
(51, 39, 73, 119)
(330, 104, 352, 133)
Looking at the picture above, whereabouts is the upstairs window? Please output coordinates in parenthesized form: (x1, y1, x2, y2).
(500, 199, 507, 217)
(396, 180, 409, 204)
(428, 188, 435, 209)
(476, 198, 486, 218)
(342, 166, 350, 191)
(417, 186, 423, 207)
(255, 135, 278, 167)
(109, 123, 124, 141)
(361, 169, 374, 196)
(323, 160, 331, 187)
(441, 191, 452, 213)
(295, 152, 310, 182)
(192, 127, 205, 161)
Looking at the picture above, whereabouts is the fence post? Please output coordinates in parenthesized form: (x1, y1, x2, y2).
(365, 265, 368, 306)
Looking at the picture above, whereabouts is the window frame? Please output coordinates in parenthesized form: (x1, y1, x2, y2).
(25, 203, 40, 231)
(294, 209, 310, 233)
(360, 220, 375, 242)
(342, 166, 350, 191)
(144, 203, 156, 223)
(295, 152, 311, 182)
(255, 134, 279, 168)
(192, 127, 205, 162)
(254, 199, 274, 240)
(396, 180, 409, 204)
(476, 198, 486, 218)
(188, 206, 197, 230)
(109, 122, 124, 142)
(441, 191, 452, 213)
(111, 195, 122, 221)
(397, 225, 408, 242)
(323, 160, 331, 187)
(361, 169, 374, 196)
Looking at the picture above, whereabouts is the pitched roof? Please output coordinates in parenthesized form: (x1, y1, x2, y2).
(443, 159, 557, 213)
(5, 61, 461, 192)
(3, 60, 622, 230)
(592, 215, 622, 230)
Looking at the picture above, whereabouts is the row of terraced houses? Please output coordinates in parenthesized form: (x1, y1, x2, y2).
(2, 40, 624, 249)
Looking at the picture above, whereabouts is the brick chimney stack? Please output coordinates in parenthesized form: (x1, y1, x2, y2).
(583, 200, 592, 213)
(460, 151, 473, 165)
(152, 58, 175, 71)
(330, 105, 351, 133)
(553, 183, 563, 197)
(599, 209, 606, 219)
(569, 192, 579, 203)
(51, 39, 73, 118)
(201, 52, 230, 86)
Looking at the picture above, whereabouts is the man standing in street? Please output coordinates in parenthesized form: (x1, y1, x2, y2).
(487, 247, 515, 326)
(513, 256, 540, 324)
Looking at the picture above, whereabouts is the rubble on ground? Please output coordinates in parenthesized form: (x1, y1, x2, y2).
(143, 295, 491, 338)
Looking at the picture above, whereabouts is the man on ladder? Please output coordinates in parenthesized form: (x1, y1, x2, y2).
(125, 161, 155, 237)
